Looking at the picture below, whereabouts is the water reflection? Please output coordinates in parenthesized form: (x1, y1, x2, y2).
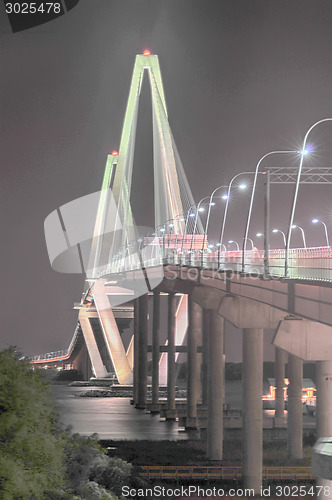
(51, 385, 193, 440)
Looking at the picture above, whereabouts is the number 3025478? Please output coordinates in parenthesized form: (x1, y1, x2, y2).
(5, 3, 61, 14)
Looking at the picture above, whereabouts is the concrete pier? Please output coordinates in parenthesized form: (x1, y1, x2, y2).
(167, 293, 176, 419)
(136, 294, 148, 409)
(151, 291, 160, 413)
(207, 311, 224, 460)
(202, 309, 210, 406)
(186, 298, 202, 429)
(316, 360, 332, 499)
(287, 353, 303, 459)
(133, 298, 139, 405)
(275, 347, 287, 425)
(242, 327, 263, 494)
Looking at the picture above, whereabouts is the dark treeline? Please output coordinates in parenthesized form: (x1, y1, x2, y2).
(0, 350, 141, 499)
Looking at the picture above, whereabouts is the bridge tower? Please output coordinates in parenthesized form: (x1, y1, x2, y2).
(83, 52, 200, 382)
(88, 51, 201, 279)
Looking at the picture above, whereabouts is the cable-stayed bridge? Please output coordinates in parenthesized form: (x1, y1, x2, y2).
(31, 52, 332, 496)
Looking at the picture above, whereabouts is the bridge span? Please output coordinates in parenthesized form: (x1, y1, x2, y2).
(35, 51, 332, 495)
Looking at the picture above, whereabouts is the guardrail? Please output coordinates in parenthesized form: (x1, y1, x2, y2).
(139, 465, 314, 481)
(99, 243, 332, 283)
(28, 323, 81, 363)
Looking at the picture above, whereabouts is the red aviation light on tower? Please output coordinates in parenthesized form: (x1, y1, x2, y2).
(112, 150, 118, 156)
(143, 50, 151, 56)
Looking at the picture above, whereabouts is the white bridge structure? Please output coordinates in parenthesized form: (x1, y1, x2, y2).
(32, 53, 332, 496)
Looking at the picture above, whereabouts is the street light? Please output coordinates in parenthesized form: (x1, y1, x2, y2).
(216, 242, 227, 251)
(219, 173, 251, 249)
(180, 203, 199, 257)
(228, 240, 240, 251)
(201, 185, 228, 255)
(312, 219, 330, 247)
(291, 224, 307, 248)
(245, 238, 254, 249)
(285, 118, 332, 276)
(190, 196, 212, 253)
(272, 229, 286, 246)
(242, 149, 299, 273)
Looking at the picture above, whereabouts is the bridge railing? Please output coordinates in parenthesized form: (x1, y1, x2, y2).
(28, 323, 81, 363)
(99, 238, 332, 283)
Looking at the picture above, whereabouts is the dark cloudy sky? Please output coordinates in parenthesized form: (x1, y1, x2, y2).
(1, 0, 332, 359)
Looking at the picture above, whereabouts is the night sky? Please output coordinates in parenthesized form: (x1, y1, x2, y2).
(1, 1, 332, 360)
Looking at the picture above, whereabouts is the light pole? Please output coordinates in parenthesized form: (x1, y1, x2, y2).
(291, 225, 307, 248)
(219, 174, 250, 250)
(180, 204, 197, 257)
(246, 238, 254, 250)
(285, 118, 332, 277)
(312, 219, 330, 247)
(272, 229, 286, 246)
(242, 150, 298, 273)
(201, 185, 228, 256)
(190, 196, 211, 253)
(228, 240, 240, 251)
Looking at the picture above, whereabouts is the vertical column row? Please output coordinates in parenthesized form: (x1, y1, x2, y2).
(135, 294, 148, 409)
(287, 353, 303, 459)
(151, 291, 160, 413)
(242, 328, 263, 494)
(186, 298, 202, 429)
(207, 310, 224, 461)
(166, 292, 177, 419)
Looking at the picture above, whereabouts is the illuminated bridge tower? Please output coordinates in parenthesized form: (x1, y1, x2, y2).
(81, 52, 201, 383)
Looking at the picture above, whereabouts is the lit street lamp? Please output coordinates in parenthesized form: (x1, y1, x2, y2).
(245, 238, 254, 249)
(312, 219, 330, 247)
(216, 242, 227, 251)
(285, 117, 332, 276)
(291, 224, 307, 248)
(228, 240, 240, 251)
(190, 196, 212, 252)
(219, 173, 251, 249)
(272, 229, 286, 246)
(180, 204, 199, 257)
(242, 149, 299, 273)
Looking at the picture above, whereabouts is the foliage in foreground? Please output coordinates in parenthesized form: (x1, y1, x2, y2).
(0, 350, 65, 498)
(0, 350, 133, 499)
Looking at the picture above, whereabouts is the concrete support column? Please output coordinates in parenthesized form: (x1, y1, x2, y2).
(202, 309, 210, 406)
(242, 327, 263, 494)
(133, 298, 139, 405)
(186, 298, 202, 429)
(151, 291, 160, 413)
(275, 347, 287, 425)
(207, 310, 224, 461)
(167, 293, 177, 419)
(135, 294, 148, 409)
(287, 353, 303, 459)
(316, 360, 332, 499)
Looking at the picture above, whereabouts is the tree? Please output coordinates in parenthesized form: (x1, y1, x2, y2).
(0, 350, 66, 498)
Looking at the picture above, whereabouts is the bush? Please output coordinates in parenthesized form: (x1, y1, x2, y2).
(90, 456, 132, 496)
(0, 350, 66, 498)
(0, 350, 134, 500)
